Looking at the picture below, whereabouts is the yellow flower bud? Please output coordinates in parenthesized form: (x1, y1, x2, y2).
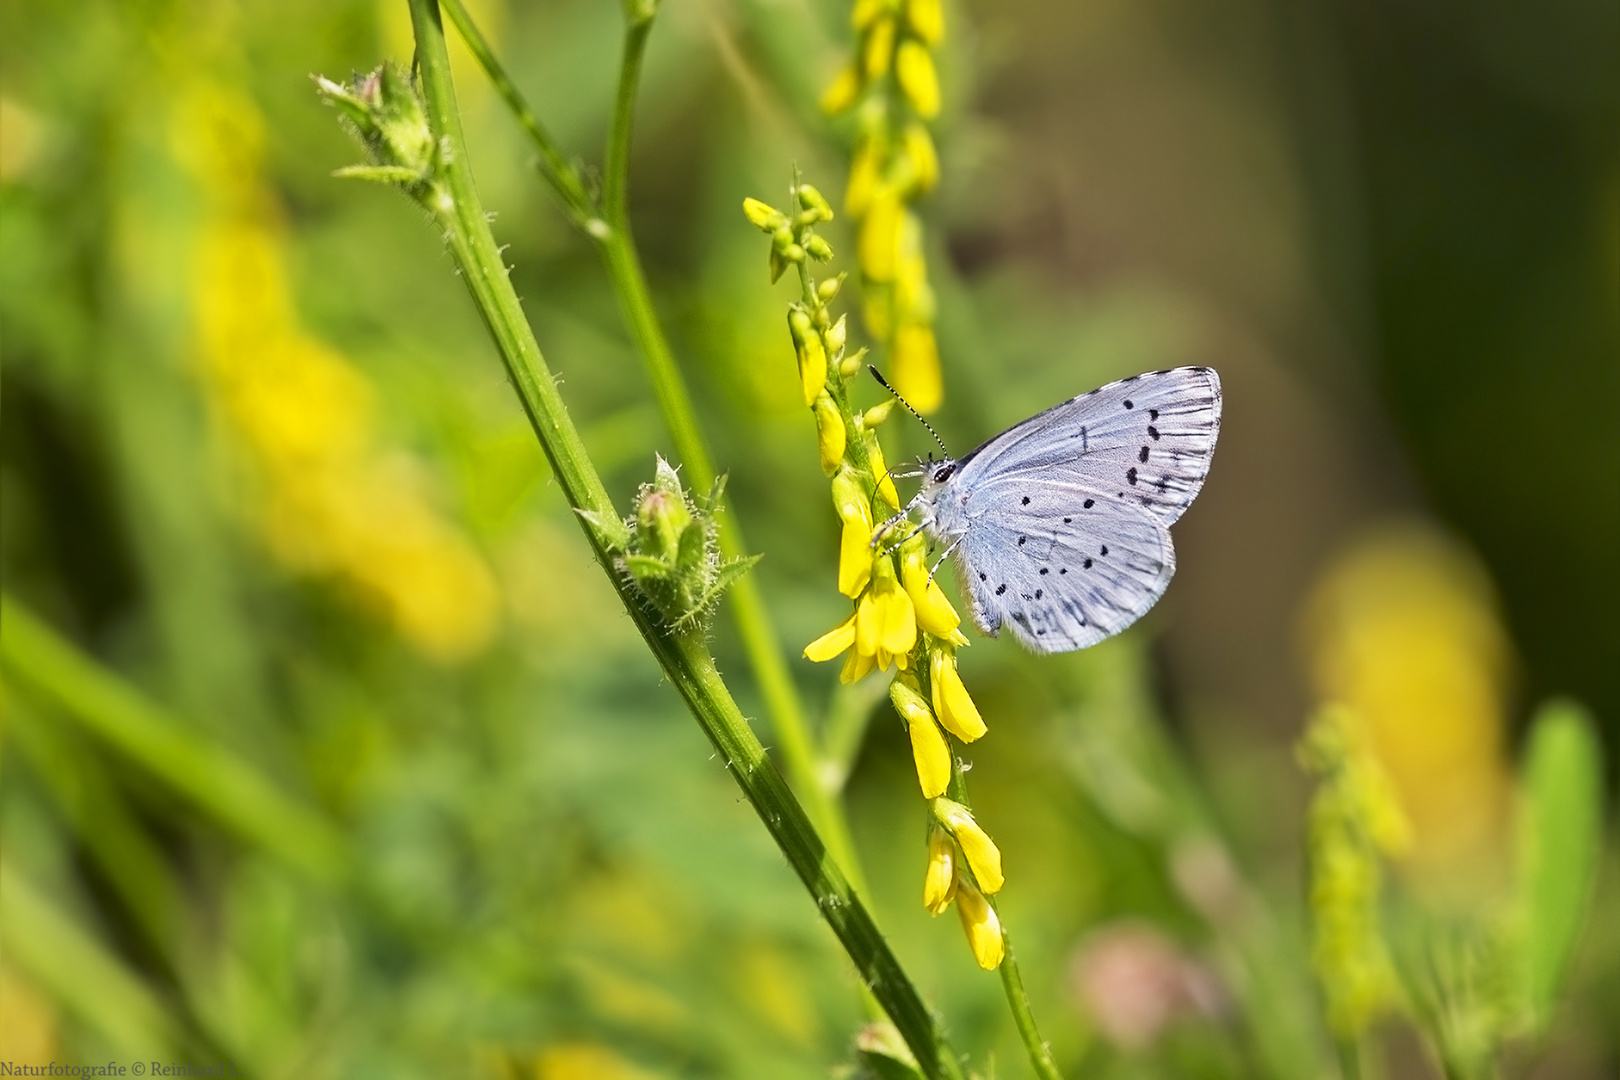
(892, 322, 943, 414)
(789, 309, 827, 406)
(797, 184, 834, 219)
(893, 677, 950, 798)
(923, 825, 957, 914)
(818, 274, 847, 304)
(895, 40, 940, 118)
(845, 140, 885, 218)
(900, 537, 966, 641)
(852, 0, 892, 30)
(954, 878, 1005, 969)
(936, 799, 1003, 893)
(863, 17, 897, 79)
(840, 646, 877, 684)
(742, 197, 785, 231)
(906, 0, 945, 45)
(821, 63, 863, 115)
(804, 611, 857, 662)
(930, 648, 986, 742)
(813, 393, 846, 475)
(867, 438, 902, 509)
(901, 122, 939, 195)
(826, 313, 847, 354)
(858, 191, 902, 282)
(838, 513, 875, 599)
(862, 399, 896, 429)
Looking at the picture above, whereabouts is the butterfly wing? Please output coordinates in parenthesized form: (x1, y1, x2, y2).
(951, 490, 1176, 653)
(955, 366, 1221, 528)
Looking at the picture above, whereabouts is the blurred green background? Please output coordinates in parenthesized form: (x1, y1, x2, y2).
(1, 0, 1614, 1077)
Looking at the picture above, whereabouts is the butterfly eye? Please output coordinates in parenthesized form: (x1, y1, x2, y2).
(932, 463, 955, 483)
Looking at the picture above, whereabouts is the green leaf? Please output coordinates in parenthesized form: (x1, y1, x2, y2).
(855, 1021, 925, 1080)
(622, 554, 671, 580)
(1514, 697, 1604, 1032)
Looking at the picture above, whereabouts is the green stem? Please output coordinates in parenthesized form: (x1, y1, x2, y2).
(402, 3, 955, 1073)
(945, 757, 1064, 1079)
(438, 0, 595, 227)
(443, 0, 859, 888)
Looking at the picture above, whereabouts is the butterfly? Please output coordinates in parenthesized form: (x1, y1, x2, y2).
(906, 367, 1222, 654)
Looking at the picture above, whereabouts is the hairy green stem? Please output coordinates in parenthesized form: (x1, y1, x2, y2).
(441, 0, 860, 888)
(402, 2, 955, 1072)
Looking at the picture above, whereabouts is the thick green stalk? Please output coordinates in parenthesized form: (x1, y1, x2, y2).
(442, 0, 856, 883)
(402, 3, 957, 1072)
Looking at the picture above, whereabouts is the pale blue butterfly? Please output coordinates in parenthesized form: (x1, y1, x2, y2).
(891, 367, 1222, 654)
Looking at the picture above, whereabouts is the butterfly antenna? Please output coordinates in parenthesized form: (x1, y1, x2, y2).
(868, 365, 950, 457)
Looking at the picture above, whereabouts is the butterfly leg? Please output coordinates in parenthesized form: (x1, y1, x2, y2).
(927, 535, 965, 585)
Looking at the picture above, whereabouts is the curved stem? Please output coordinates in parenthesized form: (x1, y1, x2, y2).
(441, 1, 864, 888)
(403, 1, 949, 1071)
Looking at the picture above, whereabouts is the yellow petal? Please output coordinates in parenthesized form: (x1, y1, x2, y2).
(814, 393, 846, 475)
(872, 570, 918, 657)
(840, 647, 877, 684)
(839, 516, 876, 598)
(906, 0, 945, 45)
(797, 333, 827, 406)
(820, 63, 862, 116)
(804, 612, 857, 662)
(858, 191, 902, 282)
(902, 540, 961, 638)
(901, 122, 939, 195)
(895, 40, 940, 118)
(930, 649, 987, 742)
(939, 801, 1003, 894)
(863, 16, 896, 79)
(923, 825, 957, 914)
(954, 879, 1005, 969)
(907, 706, 951, 799)
(867, 439, 902, 509)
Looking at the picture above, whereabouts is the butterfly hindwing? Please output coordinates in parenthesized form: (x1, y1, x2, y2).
(953, 492, 1175, 654)
(955, 366, 1221, 528)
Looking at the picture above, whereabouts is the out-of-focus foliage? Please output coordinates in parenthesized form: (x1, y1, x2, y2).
(1, 0, 1614, 1078)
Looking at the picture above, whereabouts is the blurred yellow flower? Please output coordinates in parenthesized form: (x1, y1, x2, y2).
(906, 0, 945, 45)
(176, 79, 498, 661)
(1305, 524, 1512, 895)
(891, 322, 943, 414)
(895, 40, 941, 118)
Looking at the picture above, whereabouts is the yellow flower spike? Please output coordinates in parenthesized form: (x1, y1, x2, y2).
(841, 647, 877, 685)
(858, 190, 903, 282)
(895, 40, 941, 118)
(900, 536, 965, 640)
(863, 292, 894, 341)
(892, 676, 951, 798)
(863, 17, 897, 79)
(813, 393, 846, 476)
(901, 123, 939, 195)
(866, 438, 902, 509)
(923, 824, 957, 914)
(954, 877, 1005, 970)
(936, 799, 1003, 893)
(906, 0, 945, 45)
(845, 140, 885, 218)
(930, 648, 987, 742)
(892, 322, 944, 419)
(804, 611, 857, 662)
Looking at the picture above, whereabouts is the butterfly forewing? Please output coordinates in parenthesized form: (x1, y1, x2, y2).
(955, 367, 1221, 528)
(954, 494, 1175, 653)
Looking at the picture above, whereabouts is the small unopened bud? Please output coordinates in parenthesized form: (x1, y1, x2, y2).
(797, 184, 834, 219)
(893, 675, 949, 799)
(934, 798, 1003, 893)
(862, 399, 896, 428)
(805, 235, 835, 262)
(839, 347, 869, 381)
(826, 314, 848, 354)
(923, 824, 957, 914)
(818, 273, 847, 303)
(782, 243, 806, 264)
(789, 310, 827, 405)
(743, 197, 787, 231)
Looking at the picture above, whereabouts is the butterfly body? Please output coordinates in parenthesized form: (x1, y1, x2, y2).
(912, 367, 1222, 654)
